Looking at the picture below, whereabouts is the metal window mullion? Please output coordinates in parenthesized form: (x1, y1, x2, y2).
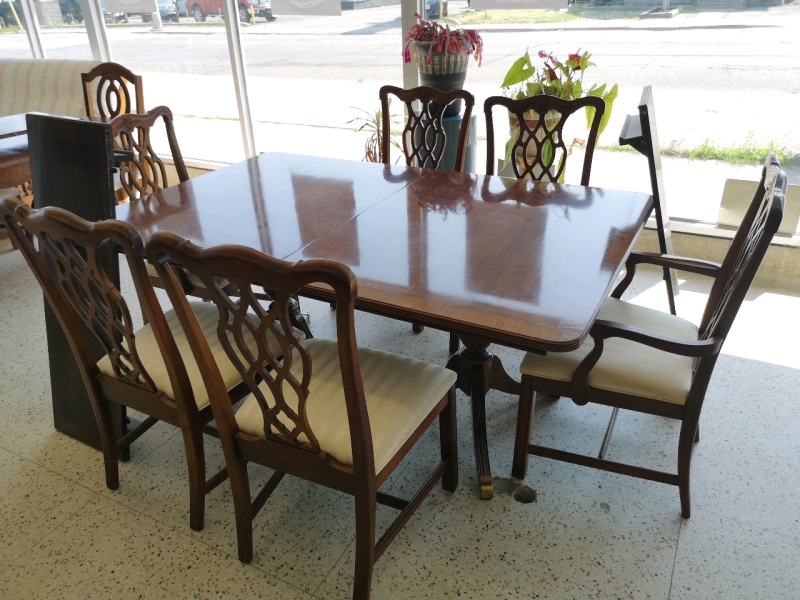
(221, 0, 256, 159)
(78, 0, 113, 62)
(400, 0, 421, 90)
(18, 0, 46, 58)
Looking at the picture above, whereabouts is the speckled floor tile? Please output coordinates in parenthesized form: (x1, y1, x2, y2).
(1, 494, 307, 600)
(315, 436, 680, 599)
(0, 448, 95, 566)
(670, 512, 800, 600)
(674, 353, 800, 538)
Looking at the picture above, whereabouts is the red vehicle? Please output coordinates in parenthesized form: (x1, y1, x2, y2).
(190, 0, 275, 22)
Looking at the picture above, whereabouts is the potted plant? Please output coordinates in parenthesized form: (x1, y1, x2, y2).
(499, 49, 618, 174)
(403, 14, 483, 117)
(348, 103, 402, 163)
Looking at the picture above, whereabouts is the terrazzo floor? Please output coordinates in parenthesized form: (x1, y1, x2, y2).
(1, 235, 799, 599)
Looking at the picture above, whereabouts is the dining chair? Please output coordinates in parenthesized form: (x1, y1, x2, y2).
(381, 85, 474, 351)
(0, 197, 273, 532)
(511, 153, 786, 518)
(380, 85, 474, 172)
(146, 232, 458, 598)
(484, 95, 605, 185)
(110, 106, 189, 204)
(82, 61, 145, 119)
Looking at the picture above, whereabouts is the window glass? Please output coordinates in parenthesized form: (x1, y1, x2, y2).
(241, 5, 405, 162)
(106, 8, 244, 164)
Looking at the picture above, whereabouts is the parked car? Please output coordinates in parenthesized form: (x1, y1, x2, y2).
(58, 0, 124, 24)
(126, 0, 177, 23)
(190, 0, 275, 23)
(425, 0, 448, 19)
(151, 0, 179, 22)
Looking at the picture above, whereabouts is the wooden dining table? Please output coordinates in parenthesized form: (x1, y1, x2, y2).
(0, 114, 31, 205)
(116, 152, 653, 498)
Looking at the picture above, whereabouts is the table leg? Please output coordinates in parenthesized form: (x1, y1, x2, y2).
(446, 336, 522, 499)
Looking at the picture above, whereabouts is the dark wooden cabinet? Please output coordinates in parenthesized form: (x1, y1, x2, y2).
(26, 113, 129, 454)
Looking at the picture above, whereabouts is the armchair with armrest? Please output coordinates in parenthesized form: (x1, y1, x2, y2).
(511, 153, 787, 517)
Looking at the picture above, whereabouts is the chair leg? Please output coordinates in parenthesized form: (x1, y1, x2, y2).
(448, 332, 460, 355)
(93, 396, 120, 490)
(180, 423, 207, 531)
(352, 491, 377, 600)
(597, 407, 620, 460)
(229, 455, 255, 563)
(512, 375, 537, 481)
(412, 322, 424, 333)
(440, 387, 458, 492)
(677, 422, 697, 519)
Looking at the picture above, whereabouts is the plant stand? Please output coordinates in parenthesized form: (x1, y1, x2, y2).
(412, 113, 477, 173)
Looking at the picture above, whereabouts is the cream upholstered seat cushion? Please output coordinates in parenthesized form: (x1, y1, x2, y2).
(97, 302, 296, 410)
(520, 297, 699, 405)
(235, 339, 456, 473)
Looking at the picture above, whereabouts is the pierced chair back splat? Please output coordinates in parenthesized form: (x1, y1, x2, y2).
(82, 61, 145, 119)
(484, 94, 605, 185)
(380, 85, 474, 172)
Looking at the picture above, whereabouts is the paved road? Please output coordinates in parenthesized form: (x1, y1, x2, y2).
(4, 3, 799, 92)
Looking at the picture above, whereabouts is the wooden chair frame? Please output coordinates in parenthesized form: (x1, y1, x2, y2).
(146, 232, 458, 599)
(511, 154, 786, 518)
(0, 198, 248, 531)
(484, 95, 605, 185)
(82, 62, 145, 119)
(380, 85, 474, 172)
(109, 106, 189, 203)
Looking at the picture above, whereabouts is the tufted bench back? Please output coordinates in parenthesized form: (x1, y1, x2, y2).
(0, 58, 101, 118)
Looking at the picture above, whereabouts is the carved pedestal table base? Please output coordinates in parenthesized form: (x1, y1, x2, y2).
(446, 335, 522, 499)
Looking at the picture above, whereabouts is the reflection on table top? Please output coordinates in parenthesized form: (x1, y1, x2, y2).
(116, 152, 653, 353)
(0, 114, 27, 141)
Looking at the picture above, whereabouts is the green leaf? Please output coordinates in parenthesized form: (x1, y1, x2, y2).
(503, 125, 520, 170)
(501, 52, 534, 89)
(586, 83, 606, 98)
(597, 83, 618, 136)
(526, 81, 543, 97)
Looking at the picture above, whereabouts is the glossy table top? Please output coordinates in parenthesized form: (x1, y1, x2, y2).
(117, 152, 653, 353)
(0, 114, 27, 141)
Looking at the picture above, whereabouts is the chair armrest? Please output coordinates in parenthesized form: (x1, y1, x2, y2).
(591, 319, 722, 357)
(627, 251, 722, 277)
(569, 318, 723, 405)
(611, 251, 722, 298)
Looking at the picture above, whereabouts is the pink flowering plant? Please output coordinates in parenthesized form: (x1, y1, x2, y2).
(403, 14, 483, 66)
(500, 49, 618, 173)
(501, 48, 617, 134)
